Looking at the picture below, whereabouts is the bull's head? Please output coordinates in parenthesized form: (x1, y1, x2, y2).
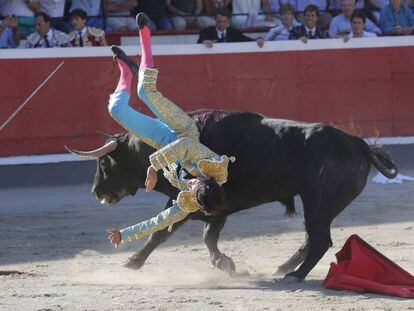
(66, 132, 151, 205)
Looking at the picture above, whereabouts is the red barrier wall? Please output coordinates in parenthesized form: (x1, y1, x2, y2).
(1, 44, 414, 157)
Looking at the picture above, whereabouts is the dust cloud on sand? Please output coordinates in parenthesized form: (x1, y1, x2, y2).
(1, 171, 413, 310)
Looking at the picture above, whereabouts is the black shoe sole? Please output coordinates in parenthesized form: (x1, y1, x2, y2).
(110, 45, 139, 75)
(136, 13, 151, 29)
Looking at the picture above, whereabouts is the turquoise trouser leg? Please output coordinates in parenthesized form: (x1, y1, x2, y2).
(120, 202, 188, 242)
(108, 91, 177, 150)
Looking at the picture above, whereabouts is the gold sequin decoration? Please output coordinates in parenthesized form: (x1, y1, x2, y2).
(176, 191, 200, 212)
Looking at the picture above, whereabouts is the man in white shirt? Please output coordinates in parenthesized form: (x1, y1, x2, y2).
(329, 0, 381, 37)
(39, 0, 71, 33)
(25, 11, 70, 47)
(264, 4, 300, 41)
(344, 10, 378, 40)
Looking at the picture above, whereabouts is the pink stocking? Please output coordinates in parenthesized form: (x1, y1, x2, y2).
(114, 60, 133, 94)
(139, 26, 154, 70)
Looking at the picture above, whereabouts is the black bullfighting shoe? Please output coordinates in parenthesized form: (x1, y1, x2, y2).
(110, 45, 139, 75)
(136, 12, 151, 30)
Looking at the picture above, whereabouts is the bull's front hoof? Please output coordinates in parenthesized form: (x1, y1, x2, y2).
(214, 254, 236, 274)
(277, 273, 303, 284)
(274, 264, 294, 276)
(122, 254, 146, 270)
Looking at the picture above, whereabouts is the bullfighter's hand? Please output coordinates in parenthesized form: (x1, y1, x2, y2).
(107, 229, 121, 248)
(300, 36, 308, 44)
(145, 166, 157, 192)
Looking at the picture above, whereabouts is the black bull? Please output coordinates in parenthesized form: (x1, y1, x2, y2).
(67, 110, 397, 280)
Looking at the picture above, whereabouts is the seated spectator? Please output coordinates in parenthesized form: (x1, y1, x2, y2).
(25, 12, 71, 48)
(329, 0, 364, 12)
(197, 8, 265, 47)
(296, 0, 332, 28)
(166, 0, 215, 30)
(135, 0, 173, 30)
(204, 0, 232, 16)
(264, 4, 300, 41)
(289, 4, 329, 42)
(344, 10, 378, 40)
(0, 15, 19, 48)
(69, 9, 107, 46)
(329, 0, 381, 37)
(39, 0, 71, 33)
(263, 0, 296, 20)
(380, 0, 414, 35)
(70, 0, 104, 29)
(0, 0, 40, 35)
(366, 0, 390, 22)
(232, 0, 278, 28)
(104, 0, 138, 32)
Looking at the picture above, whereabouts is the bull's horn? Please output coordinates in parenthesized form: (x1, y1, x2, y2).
(97, 130, 115, 140)
(65, 140, 118, 159)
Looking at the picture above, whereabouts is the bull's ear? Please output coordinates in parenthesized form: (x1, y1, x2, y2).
(97, 130, 115, 141)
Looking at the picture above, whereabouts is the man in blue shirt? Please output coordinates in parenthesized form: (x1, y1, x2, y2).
(329, 0, 381, 37)
(380, 0, 414, 35)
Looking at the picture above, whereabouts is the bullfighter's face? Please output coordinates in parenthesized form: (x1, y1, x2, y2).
(187, 178, 204, 195)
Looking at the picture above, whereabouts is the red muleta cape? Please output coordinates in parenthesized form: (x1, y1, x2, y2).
(323, 234, 414, 298)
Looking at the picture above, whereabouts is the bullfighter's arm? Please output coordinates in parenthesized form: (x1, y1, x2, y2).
(119, 203, 189, 242)
(149, 136, 216, 172)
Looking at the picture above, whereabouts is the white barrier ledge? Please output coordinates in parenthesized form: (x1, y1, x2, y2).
(0, 36, 413, 59)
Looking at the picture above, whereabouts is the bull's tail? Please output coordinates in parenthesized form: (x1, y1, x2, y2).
(359, 139, 398, 179)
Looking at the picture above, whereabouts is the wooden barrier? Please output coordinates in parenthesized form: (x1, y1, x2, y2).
(1, 38, 414, 157)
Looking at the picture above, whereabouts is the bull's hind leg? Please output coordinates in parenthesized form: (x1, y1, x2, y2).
(283, 163, 369, 280)
(284, 214, 333, 280)
(123, 198, 189, 270)
(203, 216, 236, 274)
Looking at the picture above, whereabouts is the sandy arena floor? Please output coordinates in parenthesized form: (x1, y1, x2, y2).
(1, 170, 413, 311)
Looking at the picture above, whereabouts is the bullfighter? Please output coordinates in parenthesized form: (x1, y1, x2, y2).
(107, 13, 234, 247)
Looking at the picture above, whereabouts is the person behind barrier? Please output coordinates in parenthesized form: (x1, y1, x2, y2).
(329, 0, 381, 37)
(289, 5, 329, 42)
(0, 15, 19, 48)
(264, 4, 300, 41)
(197, 8, 265, 48)
(69, 9, 107, 46)
(25, 12, 71, 48)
